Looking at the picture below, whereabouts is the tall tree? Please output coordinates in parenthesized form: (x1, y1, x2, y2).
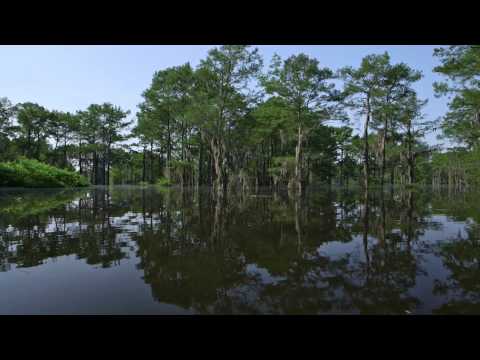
(191, 45, 262, 195)
(372, 60, 422, 186)
(433, 45, 480, 148)
(261, 53, 338, 194)
(137, 63, 195, 183)
(397, 91, 430, 185)
(48, 110, 78, 168)
(340, 53, 390, 189)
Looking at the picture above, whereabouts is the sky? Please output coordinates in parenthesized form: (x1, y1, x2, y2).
(0, 45, 449, 145)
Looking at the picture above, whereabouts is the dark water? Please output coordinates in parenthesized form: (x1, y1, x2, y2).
(0, 185, 479, 315)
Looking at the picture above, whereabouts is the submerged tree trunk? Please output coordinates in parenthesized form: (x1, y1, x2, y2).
(97, 155, 106, 186)
(362, 187, 370, 275)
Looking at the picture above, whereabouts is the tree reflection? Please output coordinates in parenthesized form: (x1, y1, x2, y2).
(0, 187, 130, 269)
(1, 186, 479, 314)
(433, 223, 480, 313)
(132, 187, 436, 314)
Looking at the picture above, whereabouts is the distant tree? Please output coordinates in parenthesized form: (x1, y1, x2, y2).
(0, 97, 16, 161)
(15, 102, 52, 160)
(77, 104, 131, 185)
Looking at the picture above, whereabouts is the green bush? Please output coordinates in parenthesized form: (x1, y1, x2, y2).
(0, 159, 89, 188)
(156, 177, 172, 187)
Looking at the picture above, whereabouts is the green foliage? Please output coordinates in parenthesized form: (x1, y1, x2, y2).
(156, 177, 172, 187)
(434, 46, 480, 148)
(262, 53, 340, 130)
(308, 125, 338, 182)
(0, 159, 89, 188)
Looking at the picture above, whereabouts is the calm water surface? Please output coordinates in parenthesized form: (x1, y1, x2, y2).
(0, 186, 479, 314)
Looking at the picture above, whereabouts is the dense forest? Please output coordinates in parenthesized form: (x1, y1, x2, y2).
(1, 45, 479, 192)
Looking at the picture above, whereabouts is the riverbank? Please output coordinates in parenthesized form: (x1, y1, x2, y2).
(0, 159, 89, 188)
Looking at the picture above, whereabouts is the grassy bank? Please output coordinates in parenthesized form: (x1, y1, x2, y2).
(0, 159, 89, 188)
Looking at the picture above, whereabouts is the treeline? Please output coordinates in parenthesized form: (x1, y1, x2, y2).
(1, 45, 479, 191)
(0, 101, 131, 185)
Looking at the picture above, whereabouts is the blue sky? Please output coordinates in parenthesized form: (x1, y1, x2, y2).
(0, 45, 448, 145)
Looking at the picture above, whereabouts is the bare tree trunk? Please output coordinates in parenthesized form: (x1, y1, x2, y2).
(106, 145, 111, 186)
(92, 151, 97, 185)
(142, 146, 146, 183)
(407, 119, 415, 185)
(295, 125, 305, 194)
(380, 117, 387, 187)
(198, 140, 204, 187)
(166, 114, 172, 182)
(150, 141, 154, 184)
(211, 137, 226, 197)
(79, 139, 83, 176)
(63, 137, 68, 168)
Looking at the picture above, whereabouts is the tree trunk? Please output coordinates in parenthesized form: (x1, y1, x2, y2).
(295, 125, 305, 194)
(362, 187, 370, 274)
(142, 146, 146, 183)
(211, 137, 227, 196)
(158, 151, 163, 180)
(63, 137, 68, 168)
(79, 140, 83, 175)
(363, 97, 371, 189)
(106, 144, 111, 186)
(198, 140, 204, 187)
(380, 117, 387, 187)
(92, 151, 97, 185)
(407, 119, 415, 185)
(166, 114, 172, 181)
(150, 141, 154, 184)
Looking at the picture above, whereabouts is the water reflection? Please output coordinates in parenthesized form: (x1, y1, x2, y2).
(0, 186, 479, 314)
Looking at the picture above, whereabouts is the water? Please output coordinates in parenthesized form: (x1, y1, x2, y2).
(0, 185, 479, 314)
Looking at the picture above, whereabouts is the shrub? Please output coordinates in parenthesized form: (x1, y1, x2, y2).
(0, 159, 89, 188)
(156, 177, 172, 187)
